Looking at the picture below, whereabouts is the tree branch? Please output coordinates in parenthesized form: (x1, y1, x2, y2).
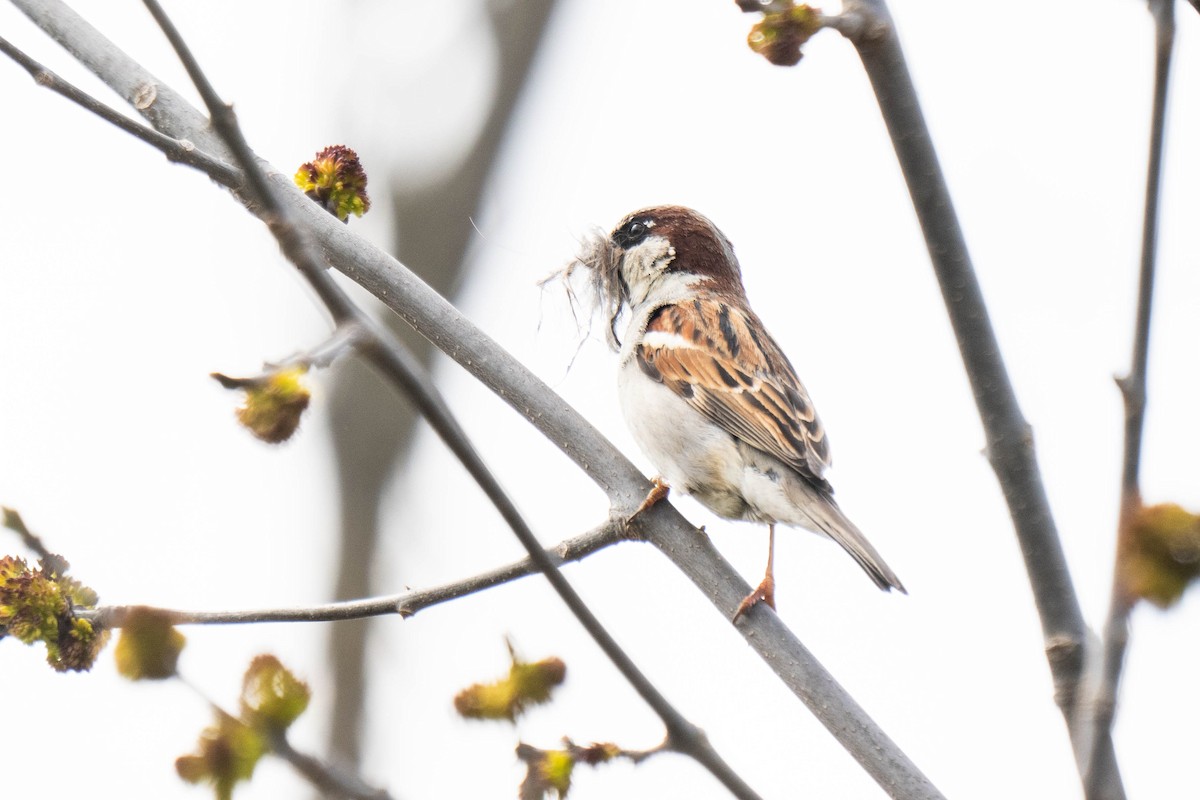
(1, 506, 56, 562)
(320, 0, 561, 770)
(1081, 2, 1175, 796)
(836, 0, 1121, 794)
(179, 677, 396, 800)
(138, 1, 760, 796)
(0, 34, 239, 188)
(8, 1, 944, 796)
(1117, 0, 1173, 501)
(89, 518, 628, 628)
(268, 730, 393, 800)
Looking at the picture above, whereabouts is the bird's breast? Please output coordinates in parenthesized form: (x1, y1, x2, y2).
(617, 359, 750, 519)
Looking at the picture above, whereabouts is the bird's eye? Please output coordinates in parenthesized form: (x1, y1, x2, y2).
(613, 218, 652, 249)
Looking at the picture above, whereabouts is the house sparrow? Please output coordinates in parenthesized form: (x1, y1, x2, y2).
(563, 205, 905, 620)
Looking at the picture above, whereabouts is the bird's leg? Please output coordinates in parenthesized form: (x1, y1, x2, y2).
(625, 477, 671, 525)
(733, 524, 777, 623)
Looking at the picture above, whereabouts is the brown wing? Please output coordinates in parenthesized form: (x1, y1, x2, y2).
(636, 298, 832, 488)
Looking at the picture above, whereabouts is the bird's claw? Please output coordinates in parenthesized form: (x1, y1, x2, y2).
(732, 574, 776, 624)
(625, 478, 671, 527)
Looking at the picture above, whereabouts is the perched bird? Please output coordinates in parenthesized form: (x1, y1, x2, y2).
(565, 205, 905, 620)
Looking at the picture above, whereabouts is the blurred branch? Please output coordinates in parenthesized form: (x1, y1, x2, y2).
(138, 1, 758, 796)
(1081, 2, 1175, 796)
(1117, 0, 1174, 501)
(8, 1, 943, 796)
(179, 677, 395, 800)
(210, 323, 365, 390)
(1, 506, 55, 562)
(91, 517, 629, 627)
(0, 34, 239, 187)
(268, 730, 392, 800)
(834, 0, 1117, 789)
(324, 0, 560, 771)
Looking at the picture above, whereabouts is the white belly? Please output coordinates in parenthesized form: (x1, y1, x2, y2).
(617, 360, 752, 519)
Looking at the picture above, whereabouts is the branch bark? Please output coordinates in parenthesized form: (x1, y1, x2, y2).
(0, 34, 238, 186)
(7, 1, 944, 796)
(1081, 2, 1175, 796)
(323, 0, 560, 771)
(90, 518, 630, 628)
(837, 0, 1121, 795)
(137, 1, 760, 796)
(268, 731, 393, 800)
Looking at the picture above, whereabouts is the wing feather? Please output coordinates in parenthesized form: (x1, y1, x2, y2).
(638, 298, 832, 487)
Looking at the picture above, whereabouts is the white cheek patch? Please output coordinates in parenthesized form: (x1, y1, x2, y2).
(620, 236, 674, 300)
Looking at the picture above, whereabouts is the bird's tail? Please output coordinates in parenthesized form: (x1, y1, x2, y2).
(801, 492, 906, 593)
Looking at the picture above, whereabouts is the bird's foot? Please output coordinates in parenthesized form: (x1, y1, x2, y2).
(732, 573, 776, 624)
(625, 478, 671, 527)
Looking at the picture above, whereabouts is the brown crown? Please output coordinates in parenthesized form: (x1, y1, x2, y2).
(612, 205, 745, 295)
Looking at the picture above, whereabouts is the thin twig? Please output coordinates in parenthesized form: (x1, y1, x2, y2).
(836, 0, 1116, 783)
(393, 515, 632, 618)
(88, 518, 627, 627)
(138, 2, 758, 796)
(211, 322, 366, 389)
(1081, 2, 1175, 796)
(9, 2, 945, 795)
(1117, 0, 1173, 500)
(293, 322, 366, 370)
(141, 1, 359, 326)
(0, 35, 239, 188)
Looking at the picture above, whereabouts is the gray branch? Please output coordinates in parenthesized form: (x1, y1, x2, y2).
(0, 34, 239, 186)
(135, 0, 758, 794)
(6, 0, 943, 796)
(1081, 1, 1175, 797)
(89, 518, 629, 628)
(837, 0, 1121, 794)
(269, 731, 394, 800)
(324, 0, 559, 771)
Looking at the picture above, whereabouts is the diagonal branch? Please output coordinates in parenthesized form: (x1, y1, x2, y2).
(2, 507, 56, 562)
(0, 34, 238, 187)
(835, 0, 1121, 795)
(321, 0, 560, 771)
(267, 730, 393, 800)
(1081, 1, 1175, 796)
(138, 1, 759, 796)
(89, 518, 629, 628)
(6, 1, 945, 796)
(1117, 0, 1174, 499)
(179, 677, 396, 800)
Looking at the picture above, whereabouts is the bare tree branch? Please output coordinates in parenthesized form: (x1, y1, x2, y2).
(834, 0, 1125, 795)
(268, 731, 393, 800)
(324, 1, 560, 769)
(179, 677, 396, 800)
(1117, 0, 1174, 500)
(89, 518, 628, 628)
(1080, 2, 1175, 796)
(0, 35, 240, 187)
(134, 1, 761, 796)
(5, 1, 945, 796)
(1, 506, 56, 562)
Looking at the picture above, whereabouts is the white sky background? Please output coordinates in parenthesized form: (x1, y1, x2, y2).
(1, 1, 1198, 798)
